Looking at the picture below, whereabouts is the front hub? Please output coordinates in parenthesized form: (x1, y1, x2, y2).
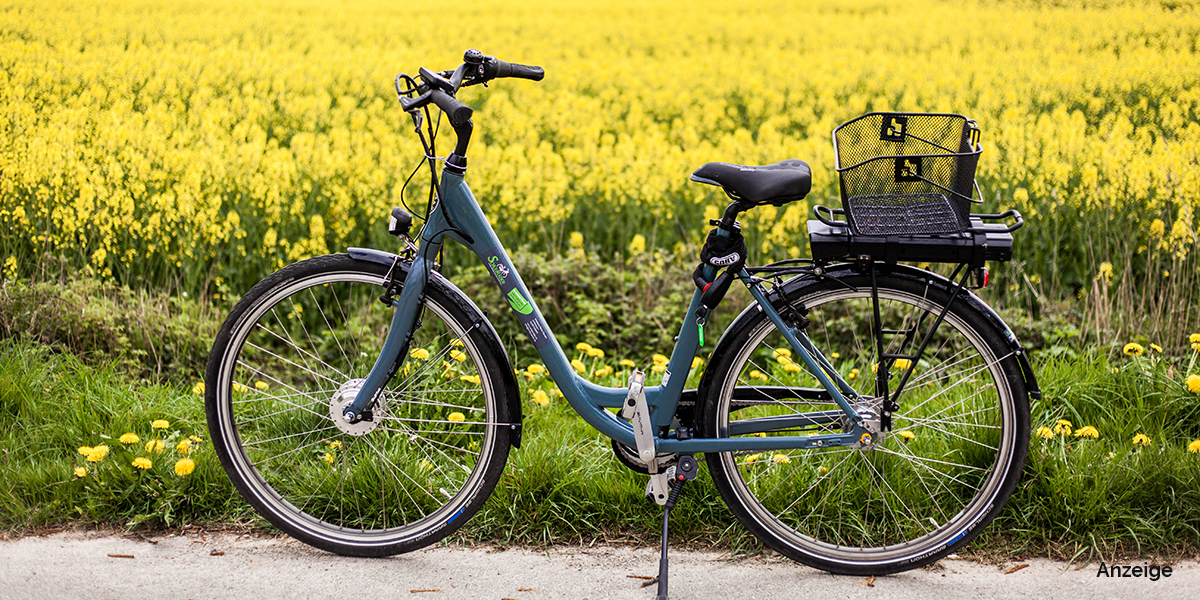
(330, 378, 387, 436)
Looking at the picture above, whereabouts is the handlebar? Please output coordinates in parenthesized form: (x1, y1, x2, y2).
(396, 49, 543, 172)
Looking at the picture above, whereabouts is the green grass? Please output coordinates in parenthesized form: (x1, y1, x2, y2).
(2, 337, 1200, 561)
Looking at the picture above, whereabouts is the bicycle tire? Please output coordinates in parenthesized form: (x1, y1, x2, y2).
(206, 253, 514, 557)
(699, 266, 1030, 574)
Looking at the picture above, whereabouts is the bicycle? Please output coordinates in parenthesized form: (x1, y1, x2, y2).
(205, 49, 1039, 596)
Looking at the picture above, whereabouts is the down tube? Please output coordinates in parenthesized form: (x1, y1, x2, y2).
(437, 171, 642, 447)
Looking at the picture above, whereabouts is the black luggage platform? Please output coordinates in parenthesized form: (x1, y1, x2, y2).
(807, 214, 1017, 267)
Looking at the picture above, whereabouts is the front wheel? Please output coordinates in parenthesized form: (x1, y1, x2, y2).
(206, 254, 513, 557)
(700, 269, 1030, 574)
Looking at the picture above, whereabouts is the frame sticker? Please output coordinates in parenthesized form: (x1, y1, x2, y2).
(483, 246, 550, 349)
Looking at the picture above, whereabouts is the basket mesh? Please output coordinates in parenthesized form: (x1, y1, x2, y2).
(844, 194, 962, 236)
(834, 113, 980, 236)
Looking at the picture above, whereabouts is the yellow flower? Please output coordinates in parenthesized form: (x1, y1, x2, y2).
(754, 432, 767, 437)
(1189, 333, 1200, 344)
(192, 382, 205, 395)
(151, 419, 170, 429)
(174, 458, 195, 476)
(328, 440, 342, 450)
(418, 459, 432, 472)
(568, 231, 584, 248)
(233, 382, 249, 393)
(410, 347, 431, 360)
(575, 342, 593, 352)
(1149, 344, 1163, 353)
(772, 348, 792, 360)
(1193, 342, 1200, 352)
(652, 353, 669, 365)
(323, 453, 335, 464)
(893, 358, 912, 370)
(448, 412, 466, 423)
(132, 457, 153, 470)
(896, 430, 916, 440)
(1123, 343, 1145, 356)
(532, 390, 550, 406)
(1052, 419, 1073, 435)
(619, 359, 636, 368)
(586, 347, 605, 358)
(1073, 426, 1099, 439)
(743, 453, 762, 464)
(830, 353, 840, 359)
(145, 439, 165, 454)
(1188, 440, 1200, 454)
(450, 349, 468, 362)
(817, 466, 828, 475)
(189, 435, 202, 443)
(87, 445, 110, 462)
(628, 234, 646, 255)
(571, 359, 587, 373)
(1035, 426, 1054, 439)
(782, 363, 803, 373)
(1186, 374, 1200, 394)
(460, 374, 481, 384)
(78, 446, 93, 457)
(526, 363, 546, 375)
(771, 453, 791, 464)
(450, 339, 464, 347)
(848, 368, 859, 380)
(74, 466, 87, 478)
(549, 388, 564, 398)
(1132, 433, 1152, 447)
(119, 433, 139, 445)
(176, 440, 192, 454)
(651, 363, 666, 373)
(595, 366, 613, 377)
(1096, 261, 1114, 286)
(749, 370, 767, 380)
(691, 356, 704, 369)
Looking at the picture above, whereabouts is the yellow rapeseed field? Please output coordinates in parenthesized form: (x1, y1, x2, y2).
(1, 0, 1198, 308)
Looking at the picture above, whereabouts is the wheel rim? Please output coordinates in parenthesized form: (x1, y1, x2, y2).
(213, 270, 498, 548)
(716, 285, 1017, 567)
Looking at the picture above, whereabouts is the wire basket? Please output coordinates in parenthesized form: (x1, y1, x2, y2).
(833, 113, 982, 236)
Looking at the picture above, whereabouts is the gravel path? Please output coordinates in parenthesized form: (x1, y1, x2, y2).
(1, 532, 1197, 599)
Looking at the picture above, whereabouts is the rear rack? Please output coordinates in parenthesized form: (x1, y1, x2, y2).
(808, 206, 1023, 267)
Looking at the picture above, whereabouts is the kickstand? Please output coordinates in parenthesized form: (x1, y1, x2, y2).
(654, 454, 697, 600)
(656, 476, 684, 600)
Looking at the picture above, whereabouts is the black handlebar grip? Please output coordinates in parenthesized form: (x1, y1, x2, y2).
(493, 59, 545, 81)
(429, 89, 473, 127)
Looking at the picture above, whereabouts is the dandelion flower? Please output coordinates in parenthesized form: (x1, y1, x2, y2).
(817, 466, 829, 475)
(1132, 433, 1152, 447)
(1186, 374, 1200, 394)
(87, 445, 110, 462)
(651, 353, 669, 365)
(1073, 426, 1099, 439)
(450, 350, 468, 362)
(192, 382, 205, 395)
(575, 342, 593, 352)
(772, 454, 791, 464)
(586, 347, 605, 358)
(743, 453, 762, 464)
(1190, 333, 1200, 344)
(328, 440, 342, 450)
(176, 440, 192, 454)
(754, 432, 767, 438)
(571, 359, 587, 373)
(1123, 343, 1145, 356)
(460, 375, 481, 384)
(188, 435, 202, 443)
(410, 347, 431, 360)
(749, 370, 767, 380)
(893, 358, 912, 370)
(594, 366, 613, 377)
(772, 348, 792, 360)
(848, 368, 859, 380)
(526, 363, 546, 375)
(174, 458, 195, 476)
(233, 382, 249, 393)
(532, 390, 550, 406)
(418, 459, 432, 472)
(132, 457, 153, 470)
(550, 389, 563, 398)
(119, 433, 139, 445)
(1188, 440, 1200, 454)
(1052, 419, 1073, 435)
(449, 338, 464, 347)
(448, 412, 466, 423)
(1149, 344, 1163, 353)
(78, 446, 93, 457)
(1193, 342, 1200, 352)
(74, 466, 87, 478)
(254, 380, 269, 390)
(619, 359, 636, 368)
(151, 419, 170, 430)
(323, 453, 335, 464)
(830, 352, 840, 359)
(1035, 426, 1054, 439)
(691, 356, 704, 369)
(145, 440, 164, 454)
(896, 430, 916, 440)
(651, 363, 666, 373)
(782, 363, 803, 373)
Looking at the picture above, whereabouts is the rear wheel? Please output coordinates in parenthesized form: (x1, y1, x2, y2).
(206, 254, 512, 556)
(701, 271, 1029, 574)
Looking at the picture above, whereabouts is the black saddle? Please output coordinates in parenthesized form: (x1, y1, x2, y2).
(689, 160, 812, 207)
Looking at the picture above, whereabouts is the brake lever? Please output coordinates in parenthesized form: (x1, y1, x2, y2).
(399, 90, 433, 112)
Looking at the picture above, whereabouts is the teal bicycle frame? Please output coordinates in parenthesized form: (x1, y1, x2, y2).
(344, 168, 872, 454)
